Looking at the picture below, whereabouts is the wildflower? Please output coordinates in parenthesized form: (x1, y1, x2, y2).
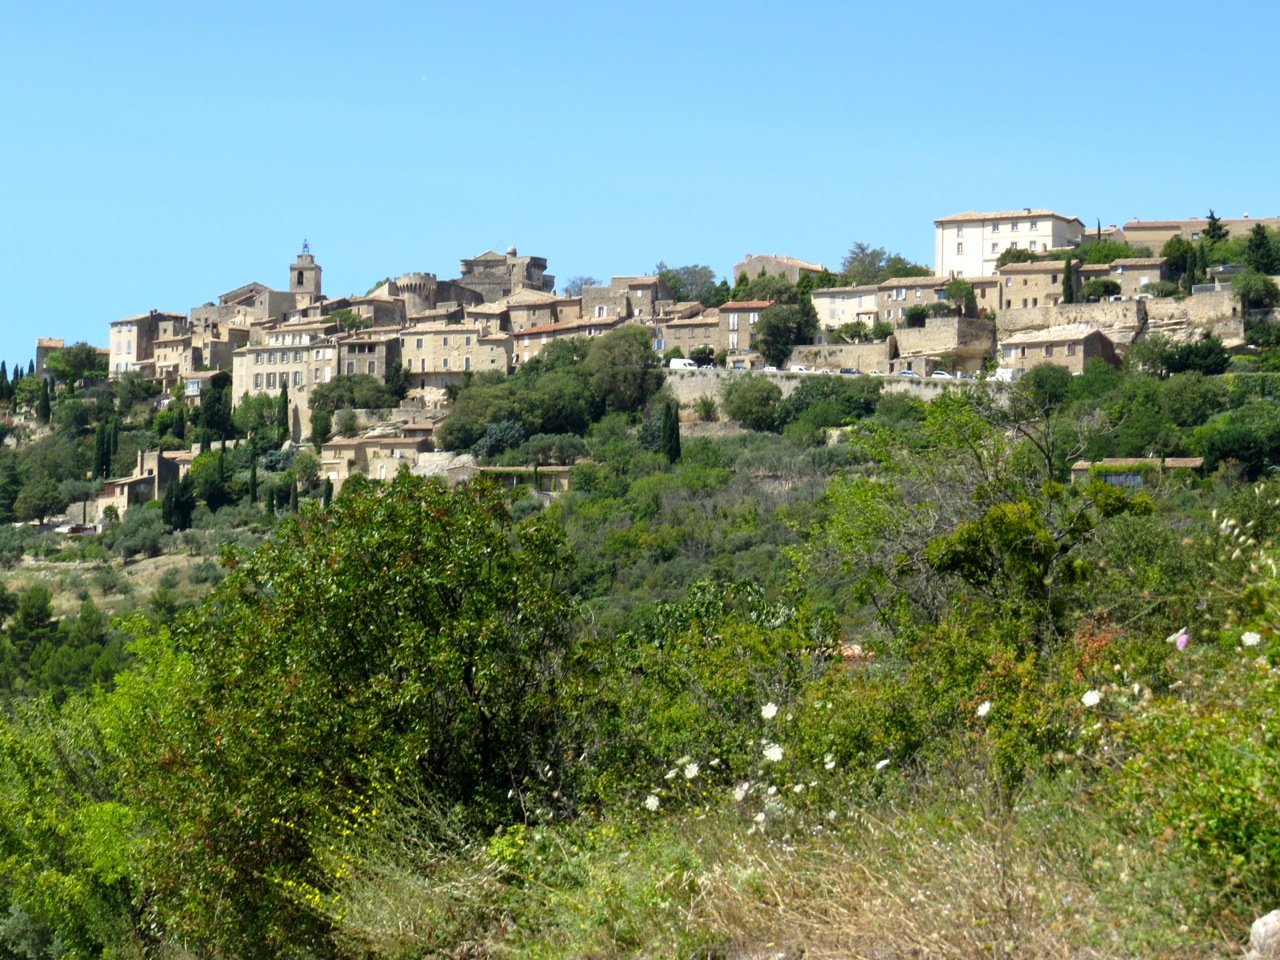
(762, 742, 784, 762)
(1081, 690, 1102, 708)
(875, 758, 891, 770)
(733, 782, 749, 802)
(1165, 627, 1188, 647)
(644, 794, 660, 812)
(754, 812, 766, 823)
(683, 762, 700, 779)
(976, 700, 992, 718)
(1132, 683, 1141, 695)
(664, 768, 678, 780)
(793, 783, 805, 793)
(761, 702, 778, 720)
(824, 753, 836, 770)
(1243, 631, 1262, 647)
(767, 785, 777, 796)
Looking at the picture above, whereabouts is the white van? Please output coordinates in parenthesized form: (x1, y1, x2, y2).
(667, 358, 697, 369)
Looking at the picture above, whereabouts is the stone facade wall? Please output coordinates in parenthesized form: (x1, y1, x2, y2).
(997, 300, 1145, 335)
(895, 316, 995, 363)
(788, 342, 896, 372)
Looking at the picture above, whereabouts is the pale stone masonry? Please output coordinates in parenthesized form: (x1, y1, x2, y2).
(935, 209, 1085, 278)
(998, 324, 1119, 375)
(732, 253, 826, 283)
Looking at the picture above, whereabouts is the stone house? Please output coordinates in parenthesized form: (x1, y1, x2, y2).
(580, 276, 672, 322)
(996, 260, 1078, 309)
(511, 316, 625, 366)
(320, 436, 434, 487)
(894, 316, 996, 374)
(812, 285, 881, 335)
(935, 209, 1085, 278)
(338, 328, 402, 381)
(1069, 457, 1204, 486)
(651, 309, 726, 358)
(717, 300, 773, 358)
(732, 254, 826, 284)
(455, 247, 554, 303)
(1119, 216, 1280, 251)
(399, 321, 512, 393)
(998, 324, 1119, 375)
(109, 310, 186, 378)
(1078, 258, 1172, 299)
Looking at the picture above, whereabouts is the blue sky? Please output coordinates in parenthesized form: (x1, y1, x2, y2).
(2, 0, 1276, 369)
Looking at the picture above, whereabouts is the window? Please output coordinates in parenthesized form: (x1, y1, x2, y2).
(346, 361, 354, 374)
(1009, 242, 1018, 250)
(267, 372, 276, 389)
(1044, 345, 1053, 356)
(464, 356, 471, 371)
(1010, 222, 1019, 232)
(367, 361, 375, 374)
(416, 338, 423, 349)
(294, 350, 302, 362)
(296, 270, 304, 286)
(253, 373, 263, 389)
(956, 226, 964, 237)
(956, 242, 964, 255)
(991, 242, 999, 253)
(991, 224, 1000, 233)
(1019, 347, 1027, 358)
(314, 368, 321, 383)
(1006, 278, 1013, 287)
(1022, 299, 1028, 307)
(1032, 298, 1038, 306)
(1030, 220, 1038, 230)
(1051, 274, 1058, 284)
(293, 371, 302, 386)
(1002, 347, 1013, 359)
(465, 336, 471, 346)
(268, 351, 276, 364)
(255, 353, 264, 365)
(1067, 343, 1076, 356)
(750, 312, 759, 323)
(595, 305, 606, 318)
(442, 357, 448, 369)
(728, 314, 739, 330)
(1029, 241, 1037, 251)
(442, 337, 449, 347)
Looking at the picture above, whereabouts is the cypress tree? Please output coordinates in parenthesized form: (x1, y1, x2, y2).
(661, 400, 681, 464)
(277, 382, 290, 445)
(288, 480, 298, 513)
(0, 362, 8, 401)
(93, 422, 108, 478)
(26, 360, 33, 377)
(248, 457, 258, 504)
(36, 379, 50, 423)
(1062, 260, 1075, 304)
(322, 478, 333, 509)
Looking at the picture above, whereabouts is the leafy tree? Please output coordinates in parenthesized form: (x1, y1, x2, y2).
(471, 419, 526, 460)
(327, 307, 371, 332)
(161, 475, 196, 530)
(1161, 236, 1196, 276)
(995, 247, 1040, 267)
(560, 275, 600, 297)
(196, 372, 233, 442)
(1019, 363, 1073, 410)
(107, 475, 575, 954)
(43, 342, 107, 386)
(654, 263, 719, 305)
(688, 345, 714, 367)
(383, 358, 409, 402)
(903, 304, 928, 328)
(14, 477, 65, 526)
(841, 242, 931, 285)
(755, 304, 809, 367)
(870, 319, 894, 341)
(583, 326, 664, 415)
(1081, 278, 1122, 300)
(722, 375, 781, 432)
(943, 278, 977, 317)
(1232, 268, 1280, 311)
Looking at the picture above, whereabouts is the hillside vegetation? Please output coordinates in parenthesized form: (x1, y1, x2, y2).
(3, 337, 1280, 959)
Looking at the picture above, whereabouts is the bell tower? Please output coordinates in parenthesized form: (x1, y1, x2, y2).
(289, 240, 322, 301)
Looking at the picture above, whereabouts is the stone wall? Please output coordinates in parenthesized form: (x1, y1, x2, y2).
(788, 341, 896, 371)
(895, 316, 995, 362)
(997, 300, 1144, 335)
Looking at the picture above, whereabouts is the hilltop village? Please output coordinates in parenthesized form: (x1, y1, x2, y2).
(23, 207, 1280, 509)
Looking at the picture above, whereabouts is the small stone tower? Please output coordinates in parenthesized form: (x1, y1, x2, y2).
(290, 240, 322, 300)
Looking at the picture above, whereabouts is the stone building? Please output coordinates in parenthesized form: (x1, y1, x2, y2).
(733, 253, 826, 284)
(717, 300, 773, 359)
(812, 286, 881, 334)
(996, 260, 1078, 309)
(935, 209, 1085, 278)
(338, 328, 402, 382)
(580, 276, 671, 322)
(1078, 258, 1172, 299)
(1119, 216, 1280, 251)
(998, 324, 1119, 375)
(455, 247, 554, 303)
(399, 321, 512, 394)
(894, 316, 996, 374)
(109, 310, 187, 377)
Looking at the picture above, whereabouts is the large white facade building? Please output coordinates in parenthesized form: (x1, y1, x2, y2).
(935, 209, 1085, 278)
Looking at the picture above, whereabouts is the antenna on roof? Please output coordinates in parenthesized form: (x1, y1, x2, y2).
(302, 239, 310, 255)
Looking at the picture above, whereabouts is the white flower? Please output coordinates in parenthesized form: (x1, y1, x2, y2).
(766, 785, 777, 796)
(875, 758, 891, 771)
(824, 753, 836, 770)
(1081, 690, 1102, 708)
(733, 782, 749, 802)
(976, 700, 992, 718)
(754, 811, 766, 823)
(709, 758, 721, 767)
(1243, 631, 1262, 647)
(664, 768, 678, 780)
(644, 794, 660, 811)
(1132, 683, 1141, 695)
(762, 742, 784, 762)
(683, 762, 699, 779)
(793, 783, 805, 793)
(761, 702, 778, 720)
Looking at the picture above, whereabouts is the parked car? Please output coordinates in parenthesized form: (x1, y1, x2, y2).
(930, 370, 953, 379)
(839, 368, 862, 376)
(899, 370, 922, 378)
(667, 358, 696, 369)
(867, 369, 885, 377)
(789, 365, 813, 373)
